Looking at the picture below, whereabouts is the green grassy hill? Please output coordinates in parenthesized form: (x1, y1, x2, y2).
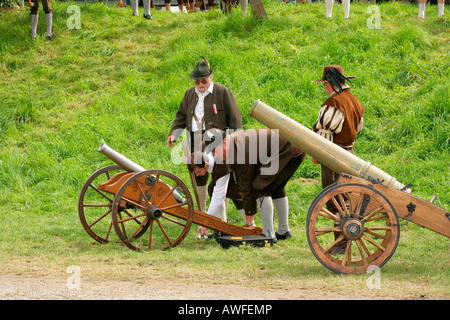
(0, 1, 449, 298)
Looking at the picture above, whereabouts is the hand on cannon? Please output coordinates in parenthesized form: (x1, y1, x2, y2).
(167, 135, 176, 147)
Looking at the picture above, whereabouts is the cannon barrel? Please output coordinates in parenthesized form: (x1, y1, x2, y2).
(249, 99, 407, 191)
(97, 142, 186, 203)
(98, 142, 146, 173)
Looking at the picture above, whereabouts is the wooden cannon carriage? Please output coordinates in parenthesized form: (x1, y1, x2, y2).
(249, 100, 450, 274)
(78, 143, 263, 252)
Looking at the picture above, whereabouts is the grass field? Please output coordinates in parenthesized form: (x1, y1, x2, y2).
(0, 0, 449, 299)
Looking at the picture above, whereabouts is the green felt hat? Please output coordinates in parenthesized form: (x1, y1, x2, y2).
(189, 60, 213, 80)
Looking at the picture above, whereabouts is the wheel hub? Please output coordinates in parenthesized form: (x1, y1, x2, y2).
(146, 205, 162, 219)
(342, 218, 364, 240)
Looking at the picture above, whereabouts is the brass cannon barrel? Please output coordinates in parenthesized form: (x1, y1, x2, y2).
(97, 142, 186, 203)
(249, 99, 407, 191)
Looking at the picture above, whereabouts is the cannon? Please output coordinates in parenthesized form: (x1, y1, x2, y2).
(249, 99, 450, 274)
(78, 143, 263, 251)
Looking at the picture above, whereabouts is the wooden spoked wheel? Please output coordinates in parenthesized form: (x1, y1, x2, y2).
(78, 165, 124, 243)
(306, 183, 400, 274)
(111, 169, 194, 251)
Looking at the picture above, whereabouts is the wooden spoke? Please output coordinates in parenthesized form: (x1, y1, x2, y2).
(156, 183, 179, 207)
(318, 207, 341, 223)
(331, 196, 347, 218)
(88, 184, 114, 202)
(315, 227, 341, 236)
(161, 215, 188, 227)
(361, 205, 385, 223)
(156, 219, 173, 246)
(88, 209, 111, 228)
(365, 229, 386, 239)
(355, 239, 368, 266)
(127, 218, 150, 243)
(338, 193, 350, 218)
(159, 202, 188, 211)
(134, 180, 152, 206)
(118, 211, 147, 224)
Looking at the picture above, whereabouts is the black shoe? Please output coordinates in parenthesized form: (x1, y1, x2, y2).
(143, 13, 152, 19)
(208, 230, 225, 239)
(275, 231, 292, 240)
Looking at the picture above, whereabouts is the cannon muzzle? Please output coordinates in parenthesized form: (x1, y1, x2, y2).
(249, 99, 408, 192)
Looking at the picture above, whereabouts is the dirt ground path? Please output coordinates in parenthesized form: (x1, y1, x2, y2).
(0, 273, 368, 300)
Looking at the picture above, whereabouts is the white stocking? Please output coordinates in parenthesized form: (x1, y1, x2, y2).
(325, 0, 333, 18)
(418, 3, 425, 18)
(257, 197, 275, 238)
(342, 0, 350, 19)
(143, 0, 151, 16)
(130, 0, 139, 16)
(273, 197, 289, 235)
(31, 14, 38, 38)
(45, 13, 52, 37)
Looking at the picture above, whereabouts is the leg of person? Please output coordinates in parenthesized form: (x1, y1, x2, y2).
(342, 0, 350, 19)
(196, 184, 208, 213)
(129, 0, 139, 16)
(211, 202, 227, 221)
(195, 0, 203, 11)
(257, 196, 276, 240)
(30, 13, 39, 38)
(165, 0, 171, 11)
(240, 0, 248, 13)
(230, 198, 251, 226)
(44, 12, 52, 40)
(262, 151, 305, 240)
(41, 0, 53, 40)
(418, 0, 426, 18)
(438, 0, 444, 17)
(207, 0, 215, 10)
(273, 196, 291, 240)
(325, 0, 333, 18)
(237, 209, 252, 225)
(143, 0, 152, 18)
(30, 0, 39, 39)
(178, 0, 185, 11)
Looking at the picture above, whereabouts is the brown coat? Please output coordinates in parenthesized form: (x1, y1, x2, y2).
(227, 129, 303, 215)
(314, 88, 364, 146)
(169, 83, 242, 138)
